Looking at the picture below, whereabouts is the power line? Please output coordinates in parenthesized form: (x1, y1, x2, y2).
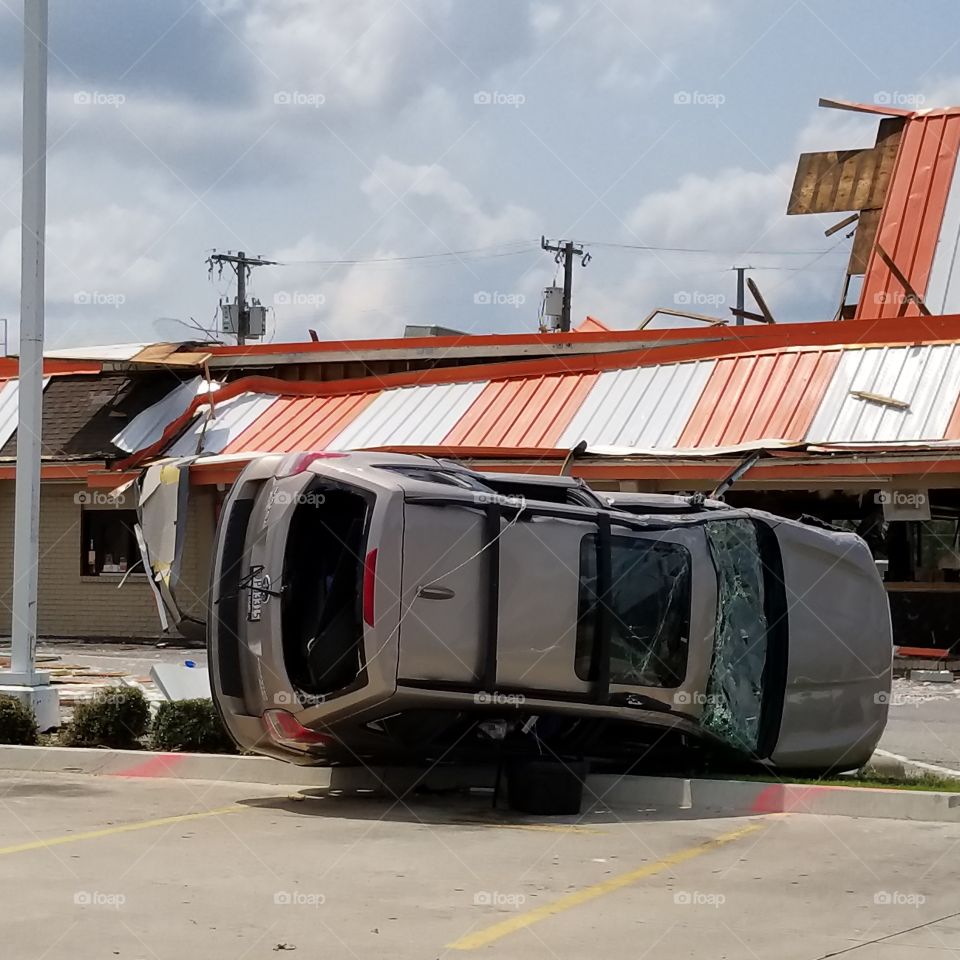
(275, 241, 540, 267)
(265, 237, 848, 268)
(585, 240, 846, 256)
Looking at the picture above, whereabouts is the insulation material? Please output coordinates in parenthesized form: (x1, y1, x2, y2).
(136, 458, 204, 639)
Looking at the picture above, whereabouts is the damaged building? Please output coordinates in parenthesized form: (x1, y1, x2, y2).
(2, 97, 960, 655)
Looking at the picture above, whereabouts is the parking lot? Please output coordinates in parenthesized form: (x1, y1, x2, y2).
(2, 771, 959, 959)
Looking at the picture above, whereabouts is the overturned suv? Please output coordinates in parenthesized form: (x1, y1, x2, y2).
(207, 452, 892, 774)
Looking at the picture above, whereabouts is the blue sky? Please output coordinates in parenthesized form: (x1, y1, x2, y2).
(0, 0, 958, 347)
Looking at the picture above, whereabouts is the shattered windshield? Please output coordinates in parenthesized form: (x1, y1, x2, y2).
(576, 534, 691, 687)
(701, 519, 770, 754)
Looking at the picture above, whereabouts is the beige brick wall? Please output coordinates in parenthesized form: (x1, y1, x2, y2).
(0, 480, 216, 639)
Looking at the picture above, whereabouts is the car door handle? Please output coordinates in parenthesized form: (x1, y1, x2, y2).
(417, 585, 456, 601)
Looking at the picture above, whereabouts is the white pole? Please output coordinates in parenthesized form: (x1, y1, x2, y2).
(10, 0, 48, 682)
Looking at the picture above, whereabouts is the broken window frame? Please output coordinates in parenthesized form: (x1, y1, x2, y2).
(575, 532, 692, 689)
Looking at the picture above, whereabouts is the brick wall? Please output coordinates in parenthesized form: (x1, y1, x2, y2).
(0, 480, 216, 639)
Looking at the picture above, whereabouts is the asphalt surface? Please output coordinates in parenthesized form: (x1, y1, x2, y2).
(878, 677, 960, 772)
(1, 772, 959, 959)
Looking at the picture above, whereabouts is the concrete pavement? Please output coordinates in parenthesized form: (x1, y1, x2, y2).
(1, 771, 959, 959)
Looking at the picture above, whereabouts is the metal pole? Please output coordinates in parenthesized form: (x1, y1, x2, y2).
(735, 266, 746, 328)
(10, 0, 48, 681)
(560, 241, 573, 333)
(236, 250, 246, 346)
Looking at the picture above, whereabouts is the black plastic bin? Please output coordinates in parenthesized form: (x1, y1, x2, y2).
(506, 758, 588, 815)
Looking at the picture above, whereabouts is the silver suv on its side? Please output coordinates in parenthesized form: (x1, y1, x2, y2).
(205, 452, 892, 774)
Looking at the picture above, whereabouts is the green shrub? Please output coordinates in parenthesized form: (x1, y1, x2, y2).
(0, 695, 38, 745)
(62, 686, 150, 749)
(150, 698, 236, 754)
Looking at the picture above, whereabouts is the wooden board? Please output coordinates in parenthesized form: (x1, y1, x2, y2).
(787, 117, 904, 215)
(848, 207, 882, 275)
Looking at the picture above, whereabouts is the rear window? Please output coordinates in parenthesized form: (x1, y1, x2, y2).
(575, 534, 691, 687)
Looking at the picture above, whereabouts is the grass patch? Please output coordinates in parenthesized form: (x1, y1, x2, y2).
(814, 771, 960, 792)
(734, 769, 960, 792)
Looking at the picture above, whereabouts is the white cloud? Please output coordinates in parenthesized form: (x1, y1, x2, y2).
(361, 156, 539, 247)
(529, 0, 722, 92)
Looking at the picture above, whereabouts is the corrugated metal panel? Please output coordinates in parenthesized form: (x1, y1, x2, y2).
(328, 381, 487, 450)
(224, 392, 378, 454)
(557, 361, 714, 449)
(857, 112, 960, 318)
(43, 342, 157, 361)
(926, 147, 960, 313)
(166, 393, 280, 456)
(678, 350, 840, 448)
(113, 377, 220, 453)
(443, 373, 598, 448)
(0, 378, 51, 450)
(806, 344, 960, 442)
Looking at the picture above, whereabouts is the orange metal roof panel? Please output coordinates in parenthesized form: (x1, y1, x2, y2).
(224, 392, 378, 454)
(442, 373, 598, 448)
(857, 113, 960, 319)
(677, 349, 841, 448)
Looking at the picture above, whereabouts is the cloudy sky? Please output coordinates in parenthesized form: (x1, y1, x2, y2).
(0, 0, 958, 348)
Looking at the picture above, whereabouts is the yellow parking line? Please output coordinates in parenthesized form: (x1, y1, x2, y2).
(455, 821, 607, 834)
(447, 820, 767, 950)
(0, 804, 247, 857)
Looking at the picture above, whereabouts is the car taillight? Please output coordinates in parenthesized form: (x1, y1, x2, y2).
(262, 709, 333, 749)
(277, 451, 347, 477)
(363, 548, 378, 627)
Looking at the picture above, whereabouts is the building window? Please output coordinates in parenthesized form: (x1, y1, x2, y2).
(81, 509, 139, 576)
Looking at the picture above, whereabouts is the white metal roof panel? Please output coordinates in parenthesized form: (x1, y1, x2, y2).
(165, 393, 279, 457)
(328, 381, 487, 449)
(0, 377, 51, 450)
(925, 152, 960, 314)
(42, 342, 157, 361)
(557, 360, 715, 449)
(806, 344, 960, 442)
(112, 376, 222, 453)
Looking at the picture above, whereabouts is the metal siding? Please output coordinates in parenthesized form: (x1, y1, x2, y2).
(0, 377, 51, 450)
(442, 373, 599, 448)
(926, 146, 960, 313)
(558, 360, 713, 449)
(113, 376, 218, 453)
(223, 392, 378, 454)
(328, 381, 487, 449)
(857, 113, 960, 318)
(166, 393, 279, 456)
(806, 344, 960, 442)
(678, 350, 840, 448)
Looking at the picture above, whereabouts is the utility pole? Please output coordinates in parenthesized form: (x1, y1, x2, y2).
(733, 265, 752, 327)
(207, 250, 276, 345)
(1, 0, 59, 730)
(541, 237, 591, 332)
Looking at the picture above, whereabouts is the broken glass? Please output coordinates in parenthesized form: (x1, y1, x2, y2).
(702, 519, 769, 754)
(576, 534, 691, 687)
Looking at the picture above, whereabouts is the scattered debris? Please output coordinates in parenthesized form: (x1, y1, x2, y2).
(150, 663, 211, 701)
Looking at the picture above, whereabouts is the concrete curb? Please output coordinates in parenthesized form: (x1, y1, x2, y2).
(587, 774, 960, 822)
(2, 745, 959, 823)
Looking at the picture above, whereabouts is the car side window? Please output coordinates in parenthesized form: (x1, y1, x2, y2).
(575, 533, 691, 688)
